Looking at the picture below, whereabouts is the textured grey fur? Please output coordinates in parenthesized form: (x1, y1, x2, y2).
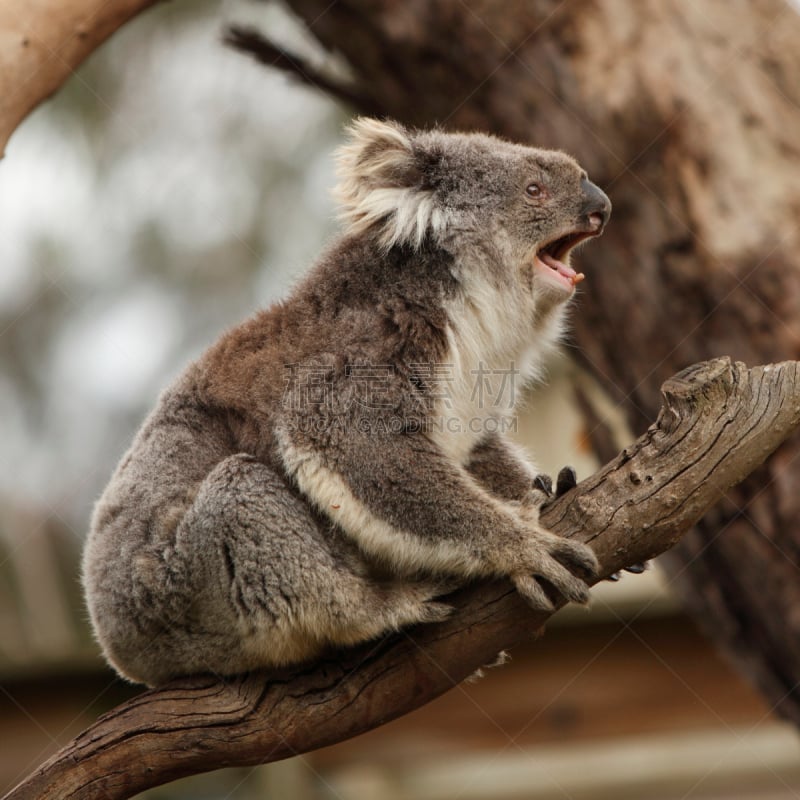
(82, 119, 611, 686)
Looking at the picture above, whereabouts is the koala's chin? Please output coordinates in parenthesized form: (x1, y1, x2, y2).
(82, 118, 610, 686)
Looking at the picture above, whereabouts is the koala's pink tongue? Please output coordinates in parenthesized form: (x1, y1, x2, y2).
(540, 252, 585, 286)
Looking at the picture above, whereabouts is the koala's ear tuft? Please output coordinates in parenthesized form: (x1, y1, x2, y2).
(334, 118, 448, 250)
(338, 118, 418, 187)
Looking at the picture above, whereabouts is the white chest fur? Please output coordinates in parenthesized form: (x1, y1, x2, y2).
(432, 270, 564, 465)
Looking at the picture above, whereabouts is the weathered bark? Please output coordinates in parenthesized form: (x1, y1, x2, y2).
(5, 358, 800, 800)
(0, 0, 161, 157)
(231, 0, 800, 725)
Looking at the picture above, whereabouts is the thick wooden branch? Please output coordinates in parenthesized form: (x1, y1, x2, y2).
(6, 357, 800, 800)
(0, 0, 160, 157)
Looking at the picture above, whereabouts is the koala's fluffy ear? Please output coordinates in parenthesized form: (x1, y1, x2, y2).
(334, 118, 448, 250)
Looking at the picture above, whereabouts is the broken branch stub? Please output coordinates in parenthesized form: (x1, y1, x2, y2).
(545, 358, 800, 572)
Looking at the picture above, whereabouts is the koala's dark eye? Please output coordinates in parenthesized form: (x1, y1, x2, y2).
(525, 182, 544, 198)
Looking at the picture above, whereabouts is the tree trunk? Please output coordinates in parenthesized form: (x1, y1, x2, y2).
(240, 0, 800, 723)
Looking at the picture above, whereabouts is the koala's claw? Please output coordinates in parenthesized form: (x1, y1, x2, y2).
(513, 575, 555, 611)
(532, 473, 553, 497)
(605, 562, 649, 582)
(556, 466, 578, 497)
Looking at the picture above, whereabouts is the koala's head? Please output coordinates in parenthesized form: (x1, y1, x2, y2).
(334, 118, 610, 299)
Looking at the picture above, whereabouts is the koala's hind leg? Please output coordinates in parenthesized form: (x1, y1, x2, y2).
(172, 454, 452, 676)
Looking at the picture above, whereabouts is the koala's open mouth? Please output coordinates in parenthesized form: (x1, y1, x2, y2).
(534, 226, 601, 291)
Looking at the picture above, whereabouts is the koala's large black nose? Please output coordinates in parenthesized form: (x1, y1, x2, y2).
(580, 177, 611, 231)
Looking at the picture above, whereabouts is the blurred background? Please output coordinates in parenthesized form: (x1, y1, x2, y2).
(1, 1, 799, 798)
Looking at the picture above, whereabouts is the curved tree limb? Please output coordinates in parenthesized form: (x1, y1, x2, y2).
(6, 357, 800, 800)
(0, 0, 160, 157)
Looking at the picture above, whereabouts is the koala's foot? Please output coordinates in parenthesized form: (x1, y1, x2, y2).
(511, 529, 598, 612)
(383, 580, 455, 629)
(532, 473, 553, 498)
(328, 579, 454, 651)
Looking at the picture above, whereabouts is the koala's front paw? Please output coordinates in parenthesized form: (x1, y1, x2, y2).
(510, 530, 598, 612)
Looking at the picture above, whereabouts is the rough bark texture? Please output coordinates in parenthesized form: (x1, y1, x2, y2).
(6, 358, 800, 800)
(0, 0, 160, 157)
(230, 0, 800, 726)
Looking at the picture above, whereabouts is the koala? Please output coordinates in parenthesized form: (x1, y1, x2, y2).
(82, 118, 611, 686)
